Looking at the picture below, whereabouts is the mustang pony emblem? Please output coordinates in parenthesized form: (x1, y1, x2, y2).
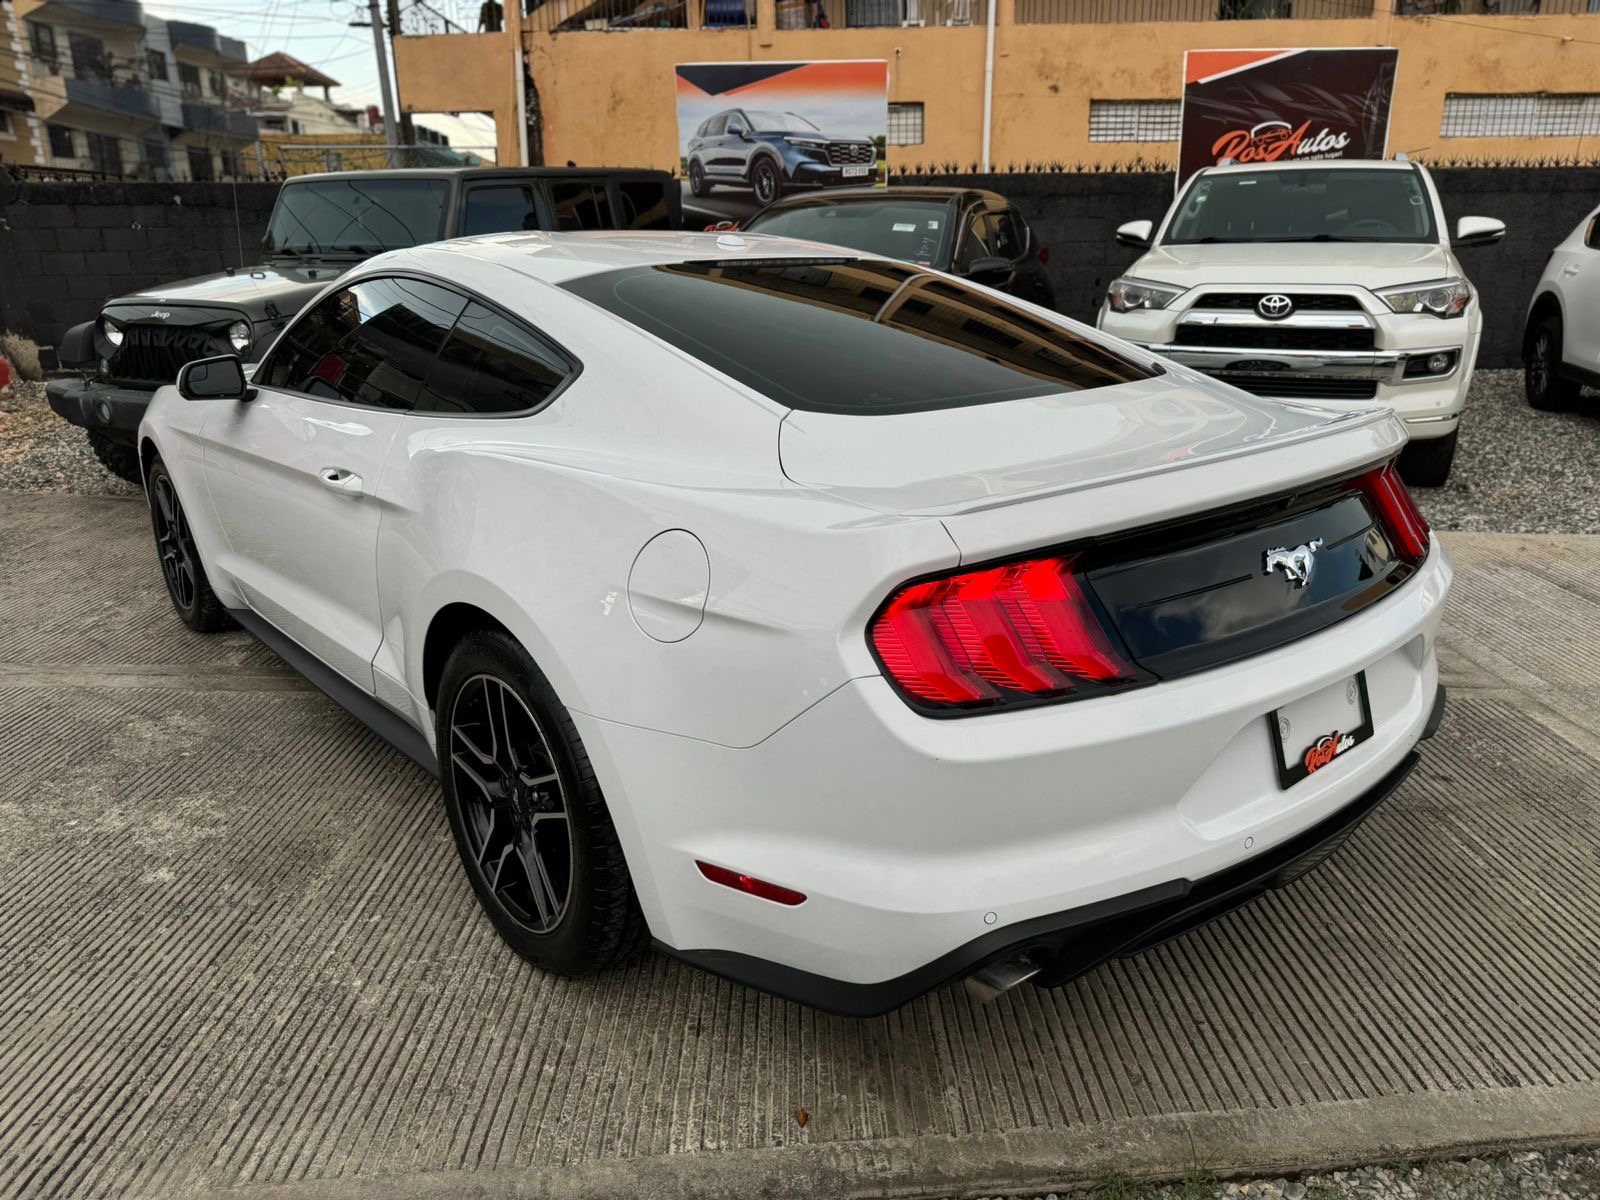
(1263, 538, 1323, 588)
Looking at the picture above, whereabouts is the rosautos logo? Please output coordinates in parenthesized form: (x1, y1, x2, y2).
(1211, 120, 1351, 166)
(1302, 730, 1356, 775)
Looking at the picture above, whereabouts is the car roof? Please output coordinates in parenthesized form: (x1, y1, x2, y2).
(371, 230, 869, 286)
(758, 186, 1001, 209)
(283, 166, 672, 184)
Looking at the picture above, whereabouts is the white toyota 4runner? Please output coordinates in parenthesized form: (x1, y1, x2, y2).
(1098, 159, 1504, 486)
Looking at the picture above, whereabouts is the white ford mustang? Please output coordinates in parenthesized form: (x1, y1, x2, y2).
(138, 231, 1451, 1016)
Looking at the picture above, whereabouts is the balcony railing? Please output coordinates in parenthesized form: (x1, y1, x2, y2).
(523, 0, 980, 26)
(28, 0, 144, 30)
(1016, 0, 1368, 21)
(182, 102, 259, 141)
(63, 74, 159, 121)
(1397, 0, 1600, 12)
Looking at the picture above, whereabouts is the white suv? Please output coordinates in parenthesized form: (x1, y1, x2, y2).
(1098, 159, 1504, 487)
(1523, 203, 1600, 411)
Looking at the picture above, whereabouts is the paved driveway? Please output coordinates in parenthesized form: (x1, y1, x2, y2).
(1, 494, 1597, 1200)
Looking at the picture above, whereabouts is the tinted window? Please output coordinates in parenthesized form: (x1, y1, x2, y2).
(463, 185, 540, 235)
(418, 303, 572, 415)
(562, 260, 1151, 415)
(618, 180, 674, 230)
(1164, 168, 1437, 245)
(954, 210, 992, 270)
(744, 200, 953, 265)
(549, 181, 614, 231)
(1585, 213, 1600, 250)
(990, 210, 1025, 259)
(263, 179, 451, 256)
(260, 276, 466, 410)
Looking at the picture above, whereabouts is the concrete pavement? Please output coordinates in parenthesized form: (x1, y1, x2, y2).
(1, 494, 1597, 1200)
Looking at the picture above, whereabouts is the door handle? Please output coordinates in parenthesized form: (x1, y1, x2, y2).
(318, 467, 364, 495)
(1562, 263, 1581, 276)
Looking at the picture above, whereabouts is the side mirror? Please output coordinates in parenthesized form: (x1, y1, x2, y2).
(961, 255, 1012, 279)
(1116, 219, 1154, 250)
(1454, 215, 1505, 248)
(177, 354, 253, 401)
(728, 124, 747, 139)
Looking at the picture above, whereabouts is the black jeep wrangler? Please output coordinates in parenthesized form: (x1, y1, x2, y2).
(48, 166, 680, 482)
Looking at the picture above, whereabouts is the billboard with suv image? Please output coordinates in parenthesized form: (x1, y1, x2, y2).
(676, 60, 888, 225)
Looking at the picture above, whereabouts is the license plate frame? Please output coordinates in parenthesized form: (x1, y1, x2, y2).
(1267, 672, 1374, 789)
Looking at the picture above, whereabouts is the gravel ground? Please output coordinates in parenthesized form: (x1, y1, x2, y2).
(0, 379, 138, 497)
(944, 1148, 1600, 1200)
(3, 370, 1596, 532)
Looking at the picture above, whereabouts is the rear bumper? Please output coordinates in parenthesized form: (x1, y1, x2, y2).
(662, 739, 1428, 1017)
(46, 378, 154, 442)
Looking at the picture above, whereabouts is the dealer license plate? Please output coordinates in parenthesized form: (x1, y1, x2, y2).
(841, 165, 872, 178)
(1268, 672, 1373, 789)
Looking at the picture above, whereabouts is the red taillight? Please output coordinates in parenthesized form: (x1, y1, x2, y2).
(1357, 461, 1431, 564)
(696, 861, 806, 906)
(869, 554, 1138, 711)
(1037, 245, 1050, 264)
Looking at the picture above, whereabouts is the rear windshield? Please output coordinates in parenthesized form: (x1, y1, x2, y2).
(264, 178, 451, 256)
(743, 200, 953, 265)
(561, 259, 1151, 415)
(1164, 168, 1437, 245)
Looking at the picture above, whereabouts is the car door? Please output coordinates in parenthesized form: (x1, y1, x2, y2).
(201, 275, 468, 690)
(719, 111, 754, 178)
(1559, 210, 1600, 370)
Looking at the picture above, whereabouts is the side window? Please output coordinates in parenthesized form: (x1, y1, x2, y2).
(548, 180, 614, 231)
(954, 209, 992, 271)
(1585, 213, 1600, 251)
(260, 276, 466, 410)
(462, 185, 540, 235)
(417, 302, 572, 415)
(989, 211, 1026, 260)
(618, 180, 673, 230)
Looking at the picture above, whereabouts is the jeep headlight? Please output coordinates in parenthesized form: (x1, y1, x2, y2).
(227, 320, 252, 353)
(1106, 277, 1184, 313)
(1376, 278, 1470, 318)
(101, 315, 124, 348)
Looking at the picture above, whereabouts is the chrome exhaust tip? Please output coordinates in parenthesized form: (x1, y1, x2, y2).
(963, 954, 1040, 1004)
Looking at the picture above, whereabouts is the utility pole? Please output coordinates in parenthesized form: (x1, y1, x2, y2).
(385, 0, 416, 149)
(364, 0, 400, 166)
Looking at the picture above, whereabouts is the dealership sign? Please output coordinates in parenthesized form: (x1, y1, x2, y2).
(1178, 48, 1399, 185)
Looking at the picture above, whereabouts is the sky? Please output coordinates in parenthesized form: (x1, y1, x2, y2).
(141, 0, 498, 156)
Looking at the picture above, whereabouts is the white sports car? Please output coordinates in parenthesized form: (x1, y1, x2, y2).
(138, 231, 1451, 1016)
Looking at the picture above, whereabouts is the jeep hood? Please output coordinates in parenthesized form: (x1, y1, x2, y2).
(1130, 241, 1455, 291)
(116, 261, 353, 312)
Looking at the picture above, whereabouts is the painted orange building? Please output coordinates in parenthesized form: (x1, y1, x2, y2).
(392, 0, 1600, 173)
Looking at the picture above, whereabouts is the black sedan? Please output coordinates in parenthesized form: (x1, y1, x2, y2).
(739, 187, 1057, 310)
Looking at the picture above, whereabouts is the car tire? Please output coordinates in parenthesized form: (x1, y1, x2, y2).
(145, 455, 235, 633)
(1397, 429, 1459, 489)
(88, 430, 142, 484)
(436, 630, 649, 977)
(750, 157, 781, 207)
(688, 158, 710, 198)
(1524, 314, 1582, 412)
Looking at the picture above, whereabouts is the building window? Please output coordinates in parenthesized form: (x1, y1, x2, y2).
(179, 63, 202, 98)
(27, 21, 58, 71)
(147, 50, 168, 81)
(1089, 99, 1181, 142)
(1441, 93, 1600, 138)
(187, 145, 214, 181)
(68, 33, 110, 83)
(86, 131, 122, 177)
(47, 124, 75, 158)
(142, 139, 168, 179)
(0, 110, 10, 136)
(887, 102, 924, 146)
(220, 149, 243, 179)
(208, 71, 225, 98)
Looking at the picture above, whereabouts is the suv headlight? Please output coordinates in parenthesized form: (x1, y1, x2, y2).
(227, 320, 252, 352)
(1106, 277, 1184, 313)
(1376, 278, 1471, 318)
(782, 135, 828, 146)
(101, 316, 124, 348)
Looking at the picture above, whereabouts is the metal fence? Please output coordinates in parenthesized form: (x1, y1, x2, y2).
(1016, 0, 1366, 23)
(259, 143, 498, 177)
(521, 0, 979, 26)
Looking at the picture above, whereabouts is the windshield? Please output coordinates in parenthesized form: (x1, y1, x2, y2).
(263, 178, 451, 257)
(562, 259, 1151, 415)
(1164, 168, 1438, 245)
(745, 111, 821, 134)
(744, 201, 953, 266)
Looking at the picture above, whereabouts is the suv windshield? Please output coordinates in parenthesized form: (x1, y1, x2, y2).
(744, 200, 953, 264)
(562, 259, 1150, 414)
(745, 111, 820, 133)
(263, 178, 451, 257)
(1164, 168, 1437, 245)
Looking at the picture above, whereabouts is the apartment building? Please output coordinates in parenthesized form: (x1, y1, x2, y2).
(13, 0, 258, 180)
(1, 0, 47, 168)
(392, 0, 1600, 171)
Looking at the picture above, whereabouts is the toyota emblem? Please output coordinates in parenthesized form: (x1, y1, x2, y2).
(1257, 293, 1294, 320)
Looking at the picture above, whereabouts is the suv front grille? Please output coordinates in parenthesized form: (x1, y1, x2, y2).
(109, 324, 228, 385)
(1194, 292, 1364, 312)
(1174, 325, 1376, 352)
(827, 142, 875, 165)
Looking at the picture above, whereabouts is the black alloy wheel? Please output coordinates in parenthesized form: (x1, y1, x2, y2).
(751, 157, 780, 206)
(1525, 315, 1581, 412)
(689, 158, 710, 197)
(146, 456, 233, 632)
(448, 673, 574, 934)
